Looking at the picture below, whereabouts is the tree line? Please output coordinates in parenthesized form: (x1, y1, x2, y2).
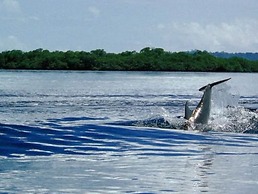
(212, 52, 258, 61)
(0, 47, 258, 72)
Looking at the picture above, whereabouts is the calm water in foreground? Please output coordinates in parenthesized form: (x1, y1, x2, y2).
(0, 70, 258, 193)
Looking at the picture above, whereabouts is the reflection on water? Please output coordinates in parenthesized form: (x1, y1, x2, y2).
(195, 146, 214, 192)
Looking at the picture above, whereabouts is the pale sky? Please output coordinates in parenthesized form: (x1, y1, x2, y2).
(0, 0, 258, 53)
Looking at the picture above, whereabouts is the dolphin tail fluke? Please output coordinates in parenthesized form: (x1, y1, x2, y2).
(199, 78, 231, 91)
(184, 101, 193, 119)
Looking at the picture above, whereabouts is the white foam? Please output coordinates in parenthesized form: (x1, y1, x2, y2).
(210, 84, 258, 133)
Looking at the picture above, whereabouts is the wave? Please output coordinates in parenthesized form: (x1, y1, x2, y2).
(0, 119, 192, 158)
(1, 115, 258, 158)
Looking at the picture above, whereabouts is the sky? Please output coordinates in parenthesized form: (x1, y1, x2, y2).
(0, 0, 258, 53)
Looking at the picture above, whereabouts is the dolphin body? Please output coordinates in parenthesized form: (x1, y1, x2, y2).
(185, 78, 231, 129)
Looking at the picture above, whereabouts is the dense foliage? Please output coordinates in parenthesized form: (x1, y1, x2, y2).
(212, 52, 258, 61)
(0, 48, 258, 72)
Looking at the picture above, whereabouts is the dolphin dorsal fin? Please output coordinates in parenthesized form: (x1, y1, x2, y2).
(185, 101, 193, 119)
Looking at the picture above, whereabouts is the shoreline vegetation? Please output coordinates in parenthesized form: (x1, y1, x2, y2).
(0, 47, 258, 72)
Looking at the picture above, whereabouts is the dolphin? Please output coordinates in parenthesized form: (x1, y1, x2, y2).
(185, 78, 231, 129)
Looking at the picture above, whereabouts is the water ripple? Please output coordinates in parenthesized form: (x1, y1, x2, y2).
(1, 117, 258, 158)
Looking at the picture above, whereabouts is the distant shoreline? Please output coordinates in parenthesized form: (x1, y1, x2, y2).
(1, 48, 258, 72)
(0, 69, 256, 75)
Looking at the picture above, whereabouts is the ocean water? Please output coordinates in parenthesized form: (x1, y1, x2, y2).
(0, 70, 258, 193)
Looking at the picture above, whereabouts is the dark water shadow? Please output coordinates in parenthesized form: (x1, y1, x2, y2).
(0, 116, 258, 158)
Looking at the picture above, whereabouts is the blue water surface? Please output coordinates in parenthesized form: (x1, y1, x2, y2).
(0, 70, 258, 193)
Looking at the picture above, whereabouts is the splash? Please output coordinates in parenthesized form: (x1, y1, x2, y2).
(209, 106, 258, 133)
(211, 83, 239, 109)
(208, 84, 258, 133)
(153, 83, 257, 133)
(122, 83, 258, 134)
